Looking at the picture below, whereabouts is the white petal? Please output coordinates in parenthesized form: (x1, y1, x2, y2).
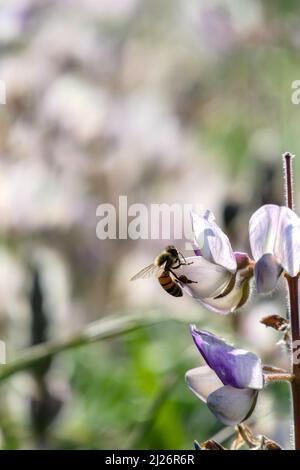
(249, 204, 300, 276)
(181, 269, 249, 314)
(177, 256, 233, 299)
(207, 386, 258, 426)
(191, 210, 236, 273)
(185, 366, 223, 402)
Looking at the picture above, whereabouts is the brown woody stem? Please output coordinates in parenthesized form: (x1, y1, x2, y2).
(283, 152, 300, 449)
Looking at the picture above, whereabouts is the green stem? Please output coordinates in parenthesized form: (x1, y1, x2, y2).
(0, 313, 168, 382)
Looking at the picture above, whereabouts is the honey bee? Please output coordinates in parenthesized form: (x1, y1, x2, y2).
(130, 245, 196, 297)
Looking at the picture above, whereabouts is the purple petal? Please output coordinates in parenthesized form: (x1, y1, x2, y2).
(254, 253, 283, 294)
(185, 366, 223, 402)
(191, 210, 236, 273)
(190, 326, 263, 389)
(249, 204, 300, 277)
(207, 386, 258, 426)
(234, 252, 251, 268)
(192, 242, 202, 257)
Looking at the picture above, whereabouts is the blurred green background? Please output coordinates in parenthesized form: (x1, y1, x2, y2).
(0, 0, 299, 449)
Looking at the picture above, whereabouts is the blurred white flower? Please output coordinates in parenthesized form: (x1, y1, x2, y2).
(41, 75, 109, 144)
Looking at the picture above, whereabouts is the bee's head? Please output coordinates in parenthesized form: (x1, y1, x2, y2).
(165, 245, 178, 257)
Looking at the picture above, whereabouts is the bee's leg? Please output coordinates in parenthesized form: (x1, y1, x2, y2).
(178, 252, 194, 265)
(179, 259, 194, 266)
(179, 252, 187, 264)
(178, 275, 197, 285)
(170, 270, 197, 284)
(171, 262, 181, 270)
(172, 260, 194, 270)
(169, 269, 181, 280)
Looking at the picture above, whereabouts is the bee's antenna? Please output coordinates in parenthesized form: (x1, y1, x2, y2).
(179, 251, 186, 263)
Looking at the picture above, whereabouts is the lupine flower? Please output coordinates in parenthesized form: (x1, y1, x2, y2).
(185, 325, 263, 426)
(177, 210, 253, 314)
(249, 204, 300, 293)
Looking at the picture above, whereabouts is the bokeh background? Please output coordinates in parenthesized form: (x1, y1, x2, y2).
(0, 0, 300, 449)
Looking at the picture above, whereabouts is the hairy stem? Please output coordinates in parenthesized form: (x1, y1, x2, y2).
(264, 372, 295, 383)
(284, 152, 294, 210)
(283, 152, 300, 449)
(287, 275, 300, 448)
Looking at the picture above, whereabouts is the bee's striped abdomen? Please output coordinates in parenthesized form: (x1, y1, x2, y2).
(158, 271, 183, 297)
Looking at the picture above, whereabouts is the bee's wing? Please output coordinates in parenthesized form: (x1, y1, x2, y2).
(130, 263, 164, 281)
